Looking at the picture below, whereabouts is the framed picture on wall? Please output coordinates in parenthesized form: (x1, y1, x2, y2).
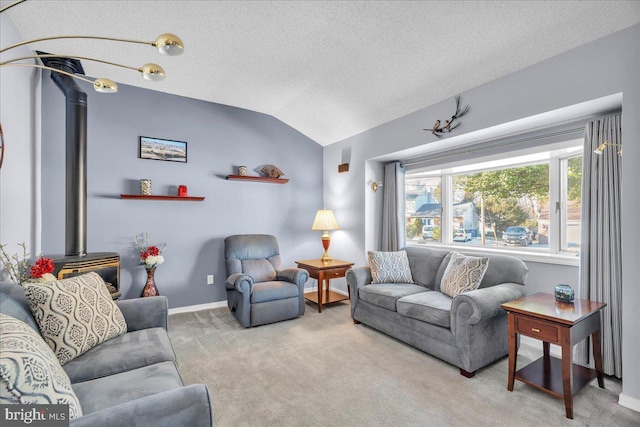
(139, 136, 187, 163)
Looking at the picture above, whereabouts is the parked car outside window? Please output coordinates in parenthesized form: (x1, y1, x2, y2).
(453, 228, 472, 242)
(502, 226, 533, 246)
(422, 225, 434, 239)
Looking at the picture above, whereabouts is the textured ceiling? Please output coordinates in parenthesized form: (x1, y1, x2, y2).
(2, 1, 640, 146)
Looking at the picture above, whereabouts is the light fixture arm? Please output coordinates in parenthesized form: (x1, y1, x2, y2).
(1, 34, 184, 56)
(0, 54, 165, 81)
(0, 62, 117, 92)
(0, 0, 26, 14)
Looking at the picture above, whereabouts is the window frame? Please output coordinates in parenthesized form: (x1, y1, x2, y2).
(403, 140, 583, 266)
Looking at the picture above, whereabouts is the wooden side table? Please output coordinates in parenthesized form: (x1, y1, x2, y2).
(295, 259, 353, 313)
(501, 293, 606, 419)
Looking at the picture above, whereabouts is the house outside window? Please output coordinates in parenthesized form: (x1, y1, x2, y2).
(404, 141, 582, 259)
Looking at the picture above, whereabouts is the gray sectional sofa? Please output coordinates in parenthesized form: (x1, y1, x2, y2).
(0, 282, 214, 426)
(346, 246, 528, 377)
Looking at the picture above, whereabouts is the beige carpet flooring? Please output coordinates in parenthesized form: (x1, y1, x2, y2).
(168, 302, 639, 426)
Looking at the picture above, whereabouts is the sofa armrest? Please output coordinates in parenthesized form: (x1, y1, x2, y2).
(346, 266, 372, 291)
(116, 296, 168, 332)
(451, 283, 527, 325)
(277, 267, 309, 288)
(225, 273, 253, 294)
(70, 384, 214, 427)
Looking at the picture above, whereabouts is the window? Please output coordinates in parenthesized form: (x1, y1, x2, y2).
(404, 141, 582, 258)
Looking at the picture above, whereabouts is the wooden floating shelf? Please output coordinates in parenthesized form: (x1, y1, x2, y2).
(120, 194, 205, 201)
(225, 175, 289, 184)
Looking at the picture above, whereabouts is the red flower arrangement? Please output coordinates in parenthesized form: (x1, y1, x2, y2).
(134, 233, 166, 269)
(30, 256, 54, 278)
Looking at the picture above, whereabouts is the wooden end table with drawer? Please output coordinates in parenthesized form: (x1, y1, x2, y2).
(295, 259, 353, 313)
(501, 293, 606, 419)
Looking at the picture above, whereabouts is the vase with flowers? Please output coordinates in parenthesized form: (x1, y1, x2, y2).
(1, 242, 56, 285)
(134, 233, 167, 297)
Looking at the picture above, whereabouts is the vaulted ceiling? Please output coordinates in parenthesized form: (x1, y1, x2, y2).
(3, 1, 639, 146)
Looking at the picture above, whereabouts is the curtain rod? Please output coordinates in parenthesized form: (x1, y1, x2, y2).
(401, 127, 584, 168)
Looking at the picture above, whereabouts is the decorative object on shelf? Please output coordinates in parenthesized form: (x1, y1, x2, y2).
(140, 179, 152, 195)
(594, 141, 623, 156)
(133, 233, 167, 297)
(338, 163, 349, 173)
(370, 180, 383, 192)
(0, 0, 184, 94)
(225, 175, 289, 184)
(423, 95, 470, 138)
(554, 284, 575, 303)
(139, 136, 187, 163)
(260, 164, 285, 178)
(238, 166, 248, 176)
(311, 209, 340, 263)
(178, 185, 188, 197)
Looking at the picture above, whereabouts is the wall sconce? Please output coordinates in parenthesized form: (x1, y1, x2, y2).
(338, 163, 349, 173)
(594, 142, 622, 156)
(370, 180, 383, 192)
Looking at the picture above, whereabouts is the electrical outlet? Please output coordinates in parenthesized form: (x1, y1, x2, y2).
(207, 275, 214, 285)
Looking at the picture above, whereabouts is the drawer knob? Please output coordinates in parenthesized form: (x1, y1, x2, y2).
(532, 328, 541, 333)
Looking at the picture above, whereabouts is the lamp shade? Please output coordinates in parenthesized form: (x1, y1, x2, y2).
(312, 209, 339, 231)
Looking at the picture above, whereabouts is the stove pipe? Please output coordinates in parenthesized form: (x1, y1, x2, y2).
(47, 57, 87, 256)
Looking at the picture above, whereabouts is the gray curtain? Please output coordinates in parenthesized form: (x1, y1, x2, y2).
(381, 162, 405, 251)
(576, 114, 622, 378)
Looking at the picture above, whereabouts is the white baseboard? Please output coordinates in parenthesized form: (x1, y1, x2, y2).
(619, 393, 640, 413)
(168, 300, 226, 315)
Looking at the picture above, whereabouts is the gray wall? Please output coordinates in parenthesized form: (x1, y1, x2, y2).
(0, 14, 40, 264)
(323, 24, 640, 408)
(39, 78, 323, 308)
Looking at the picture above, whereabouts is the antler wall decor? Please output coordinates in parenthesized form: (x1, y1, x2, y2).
(424, 95, 470, 138)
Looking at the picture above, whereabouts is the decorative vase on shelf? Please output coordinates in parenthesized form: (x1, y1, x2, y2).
(141, 267, 159, 297)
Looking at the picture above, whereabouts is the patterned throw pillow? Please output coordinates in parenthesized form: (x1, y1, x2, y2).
(368, 250, 414, 284)
(23, 272, 127, 366)
(0, 313, 83, 418)
(440, 252, 490, 298)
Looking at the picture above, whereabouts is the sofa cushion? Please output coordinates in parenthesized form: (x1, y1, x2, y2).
(397, 291, 453, 328)
(368, 251, 414, 284)
(72, 361, 183, 415)
(0, 283, 41, 332)
(64, 327, 177, 383)
(359, 284, 427, 311)
(403, 246, 450, 289)
(440, 252, 489, 298)
(0, 313, 83, 418)
(242, 259, 277, 282)
(23, 272, 127, 365)
(250, 281, 299, 303)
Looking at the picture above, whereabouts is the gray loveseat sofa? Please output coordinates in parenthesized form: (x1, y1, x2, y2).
(0, 282, 214, 426)
(346, 246, 528, 377)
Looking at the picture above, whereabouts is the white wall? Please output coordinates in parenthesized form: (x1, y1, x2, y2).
(0, 14, 40, 274)
(323, 24, 640, 410)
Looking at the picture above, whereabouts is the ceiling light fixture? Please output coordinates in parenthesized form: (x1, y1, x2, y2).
(0, 0, 183, 93)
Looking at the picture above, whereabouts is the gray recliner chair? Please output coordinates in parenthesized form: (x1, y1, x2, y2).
(224, 234, 309, 328)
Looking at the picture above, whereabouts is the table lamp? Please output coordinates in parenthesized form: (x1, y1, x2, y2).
(312, 209, 339, 263)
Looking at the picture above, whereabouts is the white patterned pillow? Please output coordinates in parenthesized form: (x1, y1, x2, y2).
(0, 313, 83, 418)
(23, 272, 127, 366)
(440, 252, 489, 298)
(368, 251, 414, 284)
